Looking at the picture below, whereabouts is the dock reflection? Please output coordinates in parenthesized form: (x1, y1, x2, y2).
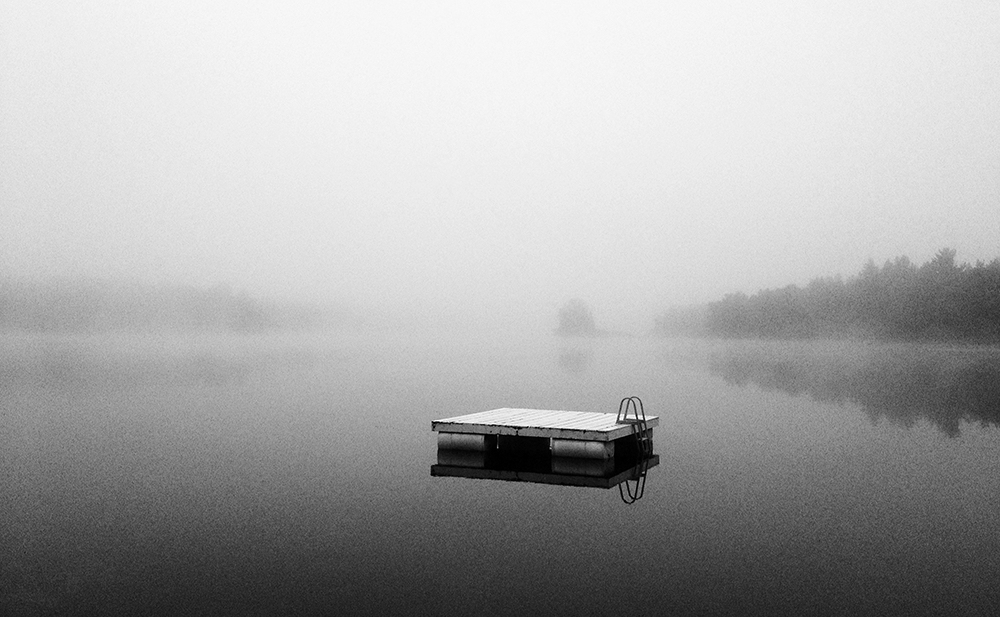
(431, 449, 658, 498)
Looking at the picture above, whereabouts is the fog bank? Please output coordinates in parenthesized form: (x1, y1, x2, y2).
(3, 2, 997, 330)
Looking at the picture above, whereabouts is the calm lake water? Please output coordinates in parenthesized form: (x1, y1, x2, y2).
(3, 330, 1000, 616)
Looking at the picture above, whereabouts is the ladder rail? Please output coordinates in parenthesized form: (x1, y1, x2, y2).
(617, 396, 653, 458)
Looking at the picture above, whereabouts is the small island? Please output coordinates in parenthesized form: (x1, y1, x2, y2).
(555, 298, 599, 336)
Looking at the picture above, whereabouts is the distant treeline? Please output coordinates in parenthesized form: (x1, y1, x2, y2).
(656, 249, 1000, 342)
(0, 277, 357, 333)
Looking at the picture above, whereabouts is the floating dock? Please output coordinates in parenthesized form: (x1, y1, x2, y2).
(432, 406, 658, 460)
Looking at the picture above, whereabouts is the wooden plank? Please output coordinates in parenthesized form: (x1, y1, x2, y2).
(468, 409, 654, 432)
(544, 413, 613, 429)
(509, 409, 567, 425)
(542, 411, 606, 425)
(433, 419, 651, 436)
(432, 408, 659, 442)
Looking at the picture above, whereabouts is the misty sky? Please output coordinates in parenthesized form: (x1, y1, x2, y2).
(2, 1, 998, 328)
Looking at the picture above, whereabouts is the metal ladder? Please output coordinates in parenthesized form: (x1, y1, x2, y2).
(616, 396, 653, 458)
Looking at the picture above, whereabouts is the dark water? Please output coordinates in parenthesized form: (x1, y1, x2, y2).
(3, 331, 1000, 616)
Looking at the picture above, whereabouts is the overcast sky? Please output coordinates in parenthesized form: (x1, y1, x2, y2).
(2, 1, 998, 328)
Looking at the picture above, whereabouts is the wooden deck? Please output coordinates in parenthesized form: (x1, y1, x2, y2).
(432, 408, 659, 442)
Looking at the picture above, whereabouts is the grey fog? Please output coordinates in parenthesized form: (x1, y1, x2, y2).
(3, 1, 997, 331)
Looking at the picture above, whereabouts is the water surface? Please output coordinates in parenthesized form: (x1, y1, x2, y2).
(3, 331, 999, 615)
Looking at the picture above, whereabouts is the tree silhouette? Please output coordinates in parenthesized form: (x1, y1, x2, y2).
(667, 249, 1000, 342)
